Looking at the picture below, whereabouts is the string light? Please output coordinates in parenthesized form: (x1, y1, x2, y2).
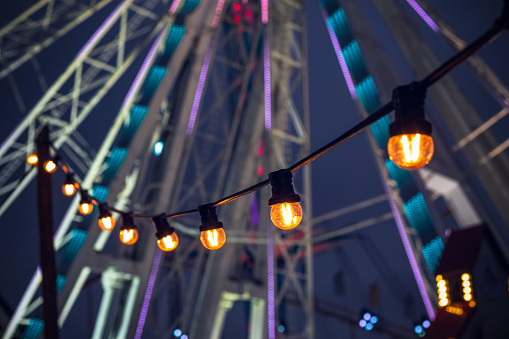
(26, 154, 38, 165)
(98, 204, 116, 231)
(62, 174, 76, 196)
(78, 195, 93, 215)
(268, 169, 302, 230)
(388, 83, 434, 170)
(153, 216, 178, 252)
(43, 159, 57, 173)
(198, 205, 226, 250)
(119, 214, 139, 245)
(35, 11, 509, 250)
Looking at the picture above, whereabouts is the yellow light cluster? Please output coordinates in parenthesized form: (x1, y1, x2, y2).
(436, 275, 449, 307)
(445, 306, 463, 316)
(462, 273, 473, 301)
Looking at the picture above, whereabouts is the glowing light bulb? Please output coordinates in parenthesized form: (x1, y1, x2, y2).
(439, 298, 448, 307)
(388, 133, 434, 170)
(464, 293, 472, 301)
(98, 215, 115, 231)
(461, 273, 470, 281)
(200, 228, 226, 250)
(270, 202, 302, 230)
(436, 275, 442, 282)
(62, 183, 76, 196)
(437, 280, 446, 287)
(157, 233, 179, 252)
(469, 301, 476, 307)
(463, 287, 471, 294)
(26, 154, 38, 165)
(79, 201, 93, 215)
(120, 228, 138, 245)
(44, 159, 57, 173)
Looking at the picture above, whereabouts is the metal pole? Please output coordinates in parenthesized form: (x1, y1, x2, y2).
(36, 125, 59, 339)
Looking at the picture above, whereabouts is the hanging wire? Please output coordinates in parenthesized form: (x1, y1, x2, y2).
(44, 8, 509, 235)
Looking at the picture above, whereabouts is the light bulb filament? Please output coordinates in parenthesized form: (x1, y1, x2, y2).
(402, 134, 421, 163)
(123, 229, 133, 243)
(162, 235, 174, 248)
(82, 204, 90, 214)
(207, 230, 219, 247)
(101, 217, 112, 229)
(282, 203, 293, 226)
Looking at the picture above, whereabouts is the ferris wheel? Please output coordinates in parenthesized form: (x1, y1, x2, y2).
(0, 0, 508, 338)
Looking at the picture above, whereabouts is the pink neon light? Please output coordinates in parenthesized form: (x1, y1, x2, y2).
(267, 224, 276, 338)
(263, 28, 271, 131)
(322, 12, 357, 100)
(257, 140, 265, 156)
(77, 1, 126, 58)
(168, 0, 183, 14)
(382, 179, 436, 320)
(122, 28, 166, 108)
(186, 43, 212, 135)
(212, 0, 227, 28)
(135, 249, 162, 338)
(261, 0, 268, 24)
(406, 0, 439, 32)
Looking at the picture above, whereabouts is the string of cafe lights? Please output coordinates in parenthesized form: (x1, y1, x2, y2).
(26, 7, 509, 253)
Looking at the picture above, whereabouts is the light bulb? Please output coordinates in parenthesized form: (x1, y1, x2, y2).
(464, 293, 472, 301)
(157, 233, 179, 251)
(439, 298, 448, 307)
(388, 133, 434, 170)
(98, 216, 115, 231)
(79, 202, 93, 215)
(120, 228, 138, 245)
(200, 228, 226, 250)
(270, 202, 302, 230)
(26, 154, 38, 165)
(461, 273, 470, 281)
(43, 159, 57, 173)
(62, 183, 76, 196)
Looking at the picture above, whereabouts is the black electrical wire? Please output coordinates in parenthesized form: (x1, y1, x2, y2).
(52, 10, 508, 227)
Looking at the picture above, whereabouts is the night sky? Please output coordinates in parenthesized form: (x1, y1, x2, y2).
(1, 0, 508, 338)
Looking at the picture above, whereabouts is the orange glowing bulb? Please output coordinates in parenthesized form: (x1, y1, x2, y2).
(120, 228, 138, 245)
(98, 216, 115, 231)
(62, 183, 76, 196)
(270, 202, 302, 230)
(79, 202, 93, 215)
(439, 298, 448, 307)
(200, 228, 226, 250)
(388, 133, 434, 170)
(43, 159, 57, 173)
(26, 154, 38, 165)
(157, 233, 179, 252)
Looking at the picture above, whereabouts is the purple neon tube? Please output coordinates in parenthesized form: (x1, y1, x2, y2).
(135, 248, 163, 338)
(77, 1, 126, 58)
(406, 0, 439, 32)
(122, 28, 167, 108)
(186, 43, 213, 136)
(322, 12, 357, 100)
(186, 0, 227, 135)
(382, 179, 436, 320)
(267, 223, 276, 338)
(263, 26, 272, 131)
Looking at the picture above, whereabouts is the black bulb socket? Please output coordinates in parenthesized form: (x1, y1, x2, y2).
(98, 203, 111, 219)
(268, 169, 301, 206)
(389, 83, 432, 137)
(199, 205, 224, 232)
(153, 215, 175, 240)
(121, 213, 137, 231)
